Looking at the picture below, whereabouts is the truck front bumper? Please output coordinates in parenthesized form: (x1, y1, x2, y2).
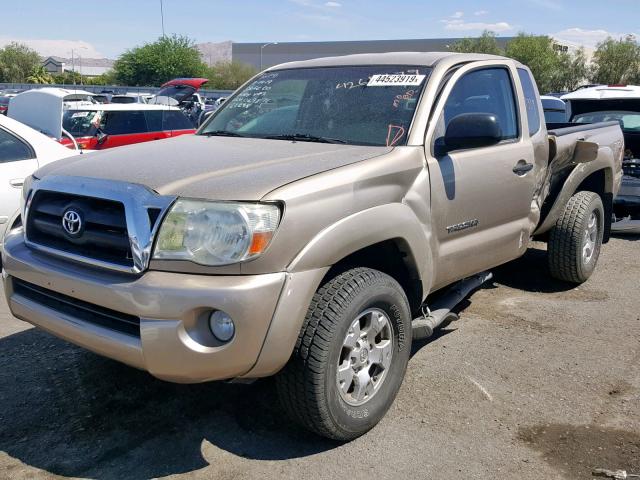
(2, 230, 325, 383)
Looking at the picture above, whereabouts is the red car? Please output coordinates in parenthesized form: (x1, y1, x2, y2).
(0, 96, 10, 115)
(60, 104, 195, 150)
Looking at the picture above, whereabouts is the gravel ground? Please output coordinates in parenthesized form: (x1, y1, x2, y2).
(0, 236, 638, 480)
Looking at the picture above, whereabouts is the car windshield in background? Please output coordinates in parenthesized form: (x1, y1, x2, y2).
(200, 66, 432, 146)
(573, 110, 640, 132)
(0, 97, 10, 105)
(62, 110, 101, 137)
(111, 96, 136, 104)
(544, 110, 567, 123)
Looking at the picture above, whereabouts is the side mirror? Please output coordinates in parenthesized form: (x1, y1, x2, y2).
(441, 113, 502, 154)
(96, 130, 108, 145)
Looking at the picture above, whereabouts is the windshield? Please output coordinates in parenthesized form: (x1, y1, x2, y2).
(111, 96, 136, 104)
(572, 110, 640, 132)
(200, 66, 431, 146)
(62, 110, 102, 137)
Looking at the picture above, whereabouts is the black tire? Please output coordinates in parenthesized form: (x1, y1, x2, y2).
(548, 191, 604, 284)
(276, 267, 412, 441)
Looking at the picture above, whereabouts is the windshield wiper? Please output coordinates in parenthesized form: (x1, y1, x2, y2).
(263, 133, 347, 144)
(200, 130, 248, 137)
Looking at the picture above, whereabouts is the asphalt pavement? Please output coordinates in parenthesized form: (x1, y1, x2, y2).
(0, 237, 638, 480)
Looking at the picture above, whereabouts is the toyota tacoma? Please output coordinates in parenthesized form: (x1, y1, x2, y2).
(2, 53, 624, 440)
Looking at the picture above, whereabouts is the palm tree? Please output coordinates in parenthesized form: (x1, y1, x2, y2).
(26, 65, 54, 84)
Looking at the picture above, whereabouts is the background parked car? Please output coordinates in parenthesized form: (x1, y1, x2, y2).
(149, 78, 208, 126)
(540, 95, 567, 123)
(0, 114, 77, 239)
(0, 96, 10, 115)
(60, 104, 196, 150)
(110, 93, 152, 104)
(92, 94, 111, 104)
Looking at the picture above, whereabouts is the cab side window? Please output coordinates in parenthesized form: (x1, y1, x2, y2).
(517, 68, 541, 135)
(0, 128, 33, 163)
(435, 67, 519, 147)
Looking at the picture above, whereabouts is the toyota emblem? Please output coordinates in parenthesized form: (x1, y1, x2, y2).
(62, 209, 83, 237)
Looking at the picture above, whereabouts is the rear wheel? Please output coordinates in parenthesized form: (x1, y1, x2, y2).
(276, 267, 412, 441)
(548, 191, 604, 283)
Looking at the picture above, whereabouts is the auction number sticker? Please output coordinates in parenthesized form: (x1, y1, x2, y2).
(368, 74, 426, 86)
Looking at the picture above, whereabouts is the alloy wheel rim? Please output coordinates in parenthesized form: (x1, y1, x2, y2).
(336, 308, 394, 406)
(583, 211, 598, 264)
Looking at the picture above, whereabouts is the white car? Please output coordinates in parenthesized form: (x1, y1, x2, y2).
(0, 115, 77, 238)
(562, 85, 640, 233)
(110, 93, 153, 104)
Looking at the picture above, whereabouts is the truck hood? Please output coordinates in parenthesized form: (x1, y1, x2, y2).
(34, 134, 392, 200)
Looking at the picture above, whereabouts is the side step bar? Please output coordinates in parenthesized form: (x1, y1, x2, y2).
(412, 271, 493, 340)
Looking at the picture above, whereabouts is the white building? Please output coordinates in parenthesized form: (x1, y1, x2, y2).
(41, 56, 115, 78)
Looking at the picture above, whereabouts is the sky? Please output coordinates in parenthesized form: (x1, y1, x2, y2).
(0, 0, 638, 59)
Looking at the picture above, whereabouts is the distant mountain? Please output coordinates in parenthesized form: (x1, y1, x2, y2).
(197, 41, 233, 66)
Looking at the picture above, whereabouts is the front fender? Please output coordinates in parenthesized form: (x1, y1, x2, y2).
(243, 202, 433, 378)
(287, 202, 432, 287)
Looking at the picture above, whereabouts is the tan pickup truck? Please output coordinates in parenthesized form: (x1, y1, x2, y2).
(2, 53, 623, 441)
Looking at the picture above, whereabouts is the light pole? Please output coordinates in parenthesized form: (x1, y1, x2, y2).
(160, 0, 165, 37)
(69, 46, 87, 86)
(260, 42, 278, 71)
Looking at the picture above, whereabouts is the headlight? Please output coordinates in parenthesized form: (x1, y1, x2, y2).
(153, 199, 280, 266)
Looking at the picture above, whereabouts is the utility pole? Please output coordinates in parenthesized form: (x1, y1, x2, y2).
(71, 49, 75, 85)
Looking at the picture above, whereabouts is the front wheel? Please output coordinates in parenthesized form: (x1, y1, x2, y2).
(548, 191, 604, 284)
(276, 267, 412, 441)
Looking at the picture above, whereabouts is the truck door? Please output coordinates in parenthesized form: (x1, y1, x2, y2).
(425, 62, 539, 288)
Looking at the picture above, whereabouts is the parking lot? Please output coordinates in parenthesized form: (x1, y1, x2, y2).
(0, 236, 636, 479)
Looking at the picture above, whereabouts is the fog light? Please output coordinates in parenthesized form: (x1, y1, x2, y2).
(209, 310, 235, 342)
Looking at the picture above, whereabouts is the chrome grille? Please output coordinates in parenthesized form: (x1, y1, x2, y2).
(23, 176, 176, 274)
(26, 190, 133, 268)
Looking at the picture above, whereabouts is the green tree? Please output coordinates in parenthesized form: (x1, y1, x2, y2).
(206, 61, 257, 90)
(451, 31, 503, 55)
(0, 42, 42, 83)
(26, 65, 54, 84)
(113, 35, 207, 86)
(85, 70, 119, 86)
(590, 36, 640, 85)
(552, 48, 589, 92)
(505, 34, 560, 94)
(52, 70, 82, 85)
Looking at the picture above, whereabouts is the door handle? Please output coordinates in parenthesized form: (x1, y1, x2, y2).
(9, 178, 24, 188)
(512, 161, 534, 175)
